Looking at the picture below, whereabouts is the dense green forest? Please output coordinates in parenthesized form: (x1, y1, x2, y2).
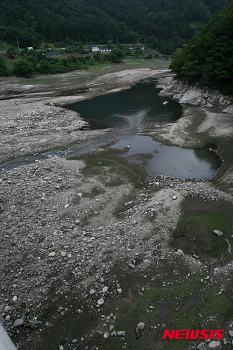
(0, 0, 232, 54)
(86, 0, 232, 52)
(170, 1, 233, 94)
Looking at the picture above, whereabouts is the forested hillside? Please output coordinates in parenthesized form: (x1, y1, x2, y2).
(0, 0, 232, 54)
(86, 0, 232, 52)
(0, 0, 126, 46)
(170, 1, 233, 94)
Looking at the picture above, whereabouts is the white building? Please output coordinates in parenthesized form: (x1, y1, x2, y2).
(91, 47, 100, 52)
(100, 48, 111, 53)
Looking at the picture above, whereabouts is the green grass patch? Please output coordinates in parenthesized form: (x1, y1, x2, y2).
(162, 285, 232, 350)
(127, 274, 232, 349)
(172, 211, 232, 259)
(87, 62, 113, 73)
(143, 275, 203, 303)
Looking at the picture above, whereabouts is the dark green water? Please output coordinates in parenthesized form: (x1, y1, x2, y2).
(65, 80, 182, 129)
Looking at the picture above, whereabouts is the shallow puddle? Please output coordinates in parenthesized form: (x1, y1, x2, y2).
(112, 135, 221, 179)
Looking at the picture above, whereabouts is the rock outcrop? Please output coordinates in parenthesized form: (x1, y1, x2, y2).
(159, 77, 233, 111)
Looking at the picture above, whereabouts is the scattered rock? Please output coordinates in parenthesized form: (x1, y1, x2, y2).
(213, 230, 223, 237)
(14, 318, 24, 328)
(137, 322, 145, 330)
(207, 340, 222, 350)
(117, 331, 125, 336)
(128, 263, 135, 269)
(102, 286, 109, 294)
(48, 252, 56, 257)
(97, 298, 104, 306)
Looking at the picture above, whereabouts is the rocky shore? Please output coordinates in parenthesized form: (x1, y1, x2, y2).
(159, 76, 233, 111)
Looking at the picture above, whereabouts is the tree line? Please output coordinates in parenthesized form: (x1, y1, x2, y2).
(0, 45, 127, 77)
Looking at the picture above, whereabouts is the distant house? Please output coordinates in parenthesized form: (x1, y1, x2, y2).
(28, 47, 33, 50)
(91, 47, 99, 52)
(100, 48, 111, 53)
(46, 51, 61, 57)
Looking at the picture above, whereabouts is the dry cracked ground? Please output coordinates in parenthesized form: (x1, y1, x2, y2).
(0, 61, 233, 350)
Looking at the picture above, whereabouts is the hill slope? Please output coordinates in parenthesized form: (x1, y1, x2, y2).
(0, 0, 232, 53)
(0, 0, 125, 46)
(86, 0, 232, 52)
(170, 1, 233, 94)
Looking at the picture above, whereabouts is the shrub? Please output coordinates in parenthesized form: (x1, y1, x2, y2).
(110, 48, 125, 63)
(13, 59, 34, 77)
(0, 56, 9, 76)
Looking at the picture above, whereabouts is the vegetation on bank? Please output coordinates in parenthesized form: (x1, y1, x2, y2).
(170, 1, 233, 95)
(0, 42, 167, 77)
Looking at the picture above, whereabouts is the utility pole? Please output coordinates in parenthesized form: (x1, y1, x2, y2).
(16, 37, 19, 50)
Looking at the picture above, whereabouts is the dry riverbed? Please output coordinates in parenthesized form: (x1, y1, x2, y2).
(0, 63, 233, 350)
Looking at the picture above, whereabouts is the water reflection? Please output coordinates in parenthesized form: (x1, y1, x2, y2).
(65, 81, 182, 129)
(112, 136, 221, 179)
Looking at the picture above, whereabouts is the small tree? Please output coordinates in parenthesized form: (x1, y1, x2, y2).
(26, 55, 38, 68)
(39, 60, 51, 74)
(93, 51, 103, 63)
(77, 41, 84, 54)
(110, 48, 125, 63)
(7, 46, 17, 59)
(0, 56, 9, 76)
(107, 40, 113, 49)
(13, 59, 34, 77)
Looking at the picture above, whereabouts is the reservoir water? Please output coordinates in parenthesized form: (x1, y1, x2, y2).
(65, 80, 182, 129)
(112, 136, 221, 179)
(65, 79, 222, 180)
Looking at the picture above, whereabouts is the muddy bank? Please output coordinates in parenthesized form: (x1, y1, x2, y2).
(1, 66, 233, 350)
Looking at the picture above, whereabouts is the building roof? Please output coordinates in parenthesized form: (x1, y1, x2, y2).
(46, 51, 61, 57)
